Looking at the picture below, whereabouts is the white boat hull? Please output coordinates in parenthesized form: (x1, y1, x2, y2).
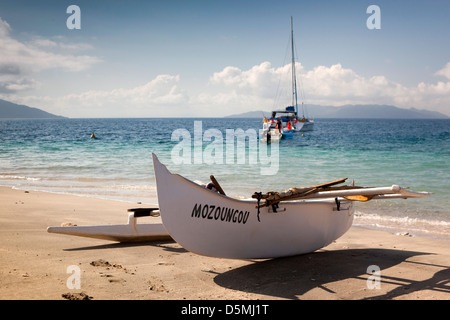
(152, 154, 354, 259)
(298, 120, 314, 132)
(259, 125, 282, 143)
(293, 121, 304, 132)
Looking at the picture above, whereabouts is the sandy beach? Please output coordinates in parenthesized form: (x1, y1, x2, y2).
(1, 186, 449, 301)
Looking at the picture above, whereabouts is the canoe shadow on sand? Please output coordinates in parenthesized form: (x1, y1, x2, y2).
(62, 242, 449, 299)
(213, 248, 450, 300)
(62, 240, 183, 252)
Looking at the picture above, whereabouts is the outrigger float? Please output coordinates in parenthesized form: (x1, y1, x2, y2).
(47, 208, 171, 242)
(47, 154, 431, 259)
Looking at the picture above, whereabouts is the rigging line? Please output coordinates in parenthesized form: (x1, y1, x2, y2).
(293, 35, 309, 117)
(272, 35, 292, 109)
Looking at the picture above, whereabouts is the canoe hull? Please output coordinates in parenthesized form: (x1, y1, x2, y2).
(152, 154, 354, 259)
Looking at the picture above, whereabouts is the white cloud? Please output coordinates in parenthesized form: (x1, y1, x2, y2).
(210, 62, 286, 95)
(5, 60, 450, 117)
(199, 62, 294, 115)
(0, 17, 101, 93)
(28, 36, 94, 52)
(435, 62, 450, 80)
(3, 74, 189, 118)
(197, 61, 450, 116)
(0, 17, 11, 36)
(4, 61, 450, 117)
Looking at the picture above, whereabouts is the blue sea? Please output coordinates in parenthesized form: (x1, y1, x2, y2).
(1, 118, 449, 241)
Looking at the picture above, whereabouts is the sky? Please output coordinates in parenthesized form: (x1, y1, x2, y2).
(0, 0, 450, 118)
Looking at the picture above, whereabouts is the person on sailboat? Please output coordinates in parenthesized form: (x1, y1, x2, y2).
(276, 120, 282, 131)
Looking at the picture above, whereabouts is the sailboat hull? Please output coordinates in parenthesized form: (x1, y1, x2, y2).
(299, 120, 314, 132)
(152, 154, 354, 259)
(282, 130, 293, 139)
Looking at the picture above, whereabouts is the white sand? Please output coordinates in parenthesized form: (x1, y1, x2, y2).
(1, 186, 449, 300)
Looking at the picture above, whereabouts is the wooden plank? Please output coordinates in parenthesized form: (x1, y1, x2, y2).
(210, 175, 226, 195)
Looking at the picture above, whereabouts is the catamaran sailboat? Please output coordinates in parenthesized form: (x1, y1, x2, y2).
(260, 17, 313, 142)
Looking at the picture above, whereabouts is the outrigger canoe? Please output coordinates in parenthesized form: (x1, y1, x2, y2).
(152, 153, 431, 259)
(47, 154, 431, 259)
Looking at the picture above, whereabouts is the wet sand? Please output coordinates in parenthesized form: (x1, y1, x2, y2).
(1, 186, 449, 300)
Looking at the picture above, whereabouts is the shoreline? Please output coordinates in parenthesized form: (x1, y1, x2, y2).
(1, 186, 449, 300)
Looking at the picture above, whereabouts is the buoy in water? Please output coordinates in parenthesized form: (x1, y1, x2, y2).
(90, 132, 96, 139)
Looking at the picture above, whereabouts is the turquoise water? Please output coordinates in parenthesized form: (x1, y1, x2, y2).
(1, 118, 449, 240)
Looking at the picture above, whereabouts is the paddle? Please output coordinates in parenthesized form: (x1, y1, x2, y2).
(210, 175, 226, 196)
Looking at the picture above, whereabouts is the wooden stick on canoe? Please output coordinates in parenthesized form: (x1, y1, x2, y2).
(252, 178, 349, 207)
(308, 177, 348, 189)
(210, 175, 226, 196)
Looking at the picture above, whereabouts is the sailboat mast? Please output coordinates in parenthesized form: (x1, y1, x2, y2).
(291, 16, 299, 116)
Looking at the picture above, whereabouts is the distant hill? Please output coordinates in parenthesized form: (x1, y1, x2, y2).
(0, 99, 65, 119)
(226, 104, 449, 119)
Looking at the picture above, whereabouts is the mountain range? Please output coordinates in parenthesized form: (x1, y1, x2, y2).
(226, 104, 449, 119)
(0, 99, 65, 119)
(0, 98, 448, 119)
